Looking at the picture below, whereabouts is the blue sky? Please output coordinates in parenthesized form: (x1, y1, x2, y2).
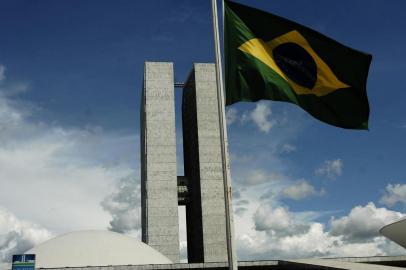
(1, 0, 406, 266)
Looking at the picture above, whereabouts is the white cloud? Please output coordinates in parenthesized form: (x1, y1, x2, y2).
(225, 102, 279, 131)
(178, 206, 187, 263)
(235, 202, 406, 260)
(179, 240, 188, 263)
(234, 199, 249, 217)
(246, 169, 270, 185)
(380, 183, 406, 207)
(232, 187, 249, 216)
(250, 102, 274, 133)
(0, 64, 139, 266)
(240, 169, 285, 186)
(275, 223, 331, 257)
(281, 180, 321, 200)
(0, 82, 29, 97)
(239, 202, 333, 259)
(226, 104, 275, 132)
(0, 65, 5, 81)
(0, 98, 23, 137)
(254, 204, 303, 234)
(226, 108, 238, 125)
(280, 143, 296, 154)
(330, 202, 405, 242)
(315, 159, 343, 179)
(0, 207, 52, 268)
(101, 175, 141, 238)
(0, 126, 136, 233)
(253, 203, 321, 237)
(0, 66, 29, 97)
(240, 111, 250, 124)
(238, 221, 402, 260)
(1, 63, 405, 265)
(225, 102, 299, 135)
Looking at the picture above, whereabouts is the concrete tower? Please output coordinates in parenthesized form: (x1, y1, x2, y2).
(141, 62, 180, 263)
(182, 64, 228, 263)
(141, 62, 227, 263)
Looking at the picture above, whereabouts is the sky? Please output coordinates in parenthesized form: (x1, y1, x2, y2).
(1, 0, 406, 268)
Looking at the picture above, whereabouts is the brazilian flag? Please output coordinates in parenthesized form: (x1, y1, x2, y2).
(224, 0, 372, 129)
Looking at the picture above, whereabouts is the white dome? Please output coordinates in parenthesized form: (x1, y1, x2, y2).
(380, 218, 406, 249)
(25, 230, 172, 268)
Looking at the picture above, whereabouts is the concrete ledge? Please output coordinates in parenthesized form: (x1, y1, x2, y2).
(28, 257, 406, 270)
(35, 260, 279, 270)
(325, 255, 406, 263)
(286, 258, 406, 270)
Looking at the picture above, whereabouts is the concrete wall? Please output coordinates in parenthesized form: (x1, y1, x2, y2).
(182, 69, 204, 263)
(141, 62, 180, 263)
(182, 64, 228, 263)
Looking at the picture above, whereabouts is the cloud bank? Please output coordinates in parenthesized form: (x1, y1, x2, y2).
(235, 202, 405, 260)
(0, 64, 139, 267)
(101, 175, 142, 237)
(0, 208, 52, 270)
(1, 63, 405, 267)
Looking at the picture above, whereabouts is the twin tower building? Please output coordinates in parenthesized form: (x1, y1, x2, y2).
(140, 62, 229, 263)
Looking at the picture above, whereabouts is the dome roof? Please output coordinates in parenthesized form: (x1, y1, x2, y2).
(25, 230, 172, 268)
(380, 218, 406, 249)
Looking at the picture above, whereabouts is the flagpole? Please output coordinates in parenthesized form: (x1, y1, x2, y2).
(211, 1, 238, 270)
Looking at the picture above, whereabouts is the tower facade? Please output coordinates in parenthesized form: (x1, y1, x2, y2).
(141, 62, 180, 263)
(141, 62, 227, 263)
(182, 64, 228, 263)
